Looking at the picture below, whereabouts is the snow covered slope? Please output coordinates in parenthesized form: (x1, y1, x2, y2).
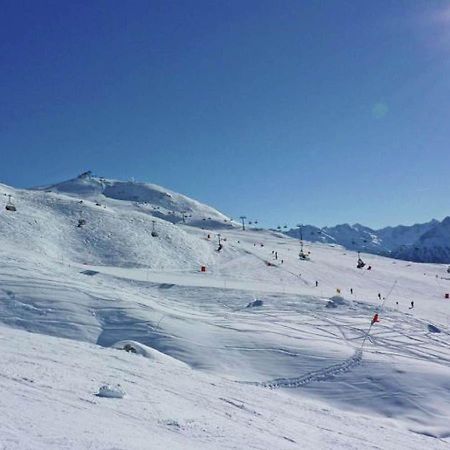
(1, 175, 450, 448)
(2, 325, 448, 450)
(37, 171, 234, 229)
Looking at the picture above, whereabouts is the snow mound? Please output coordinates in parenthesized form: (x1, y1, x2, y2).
(112, 340, 190, 369)
(246, 299, 263, 308)
(96, 384, 125, 399)
(427, 324, 441, 333)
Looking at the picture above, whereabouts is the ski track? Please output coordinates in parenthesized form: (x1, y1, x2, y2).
(241, 349, 363, 389)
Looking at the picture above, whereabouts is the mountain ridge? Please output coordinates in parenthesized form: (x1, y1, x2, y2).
(285, 217, 450, 263)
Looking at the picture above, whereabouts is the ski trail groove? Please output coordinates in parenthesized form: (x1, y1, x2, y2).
(241, 349, 363, 389)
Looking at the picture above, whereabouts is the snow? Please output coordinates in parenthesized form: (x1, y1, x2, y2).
(1, 174, 450, 448)
(96, 384, 125, 398)
(1, 326, 448, 450)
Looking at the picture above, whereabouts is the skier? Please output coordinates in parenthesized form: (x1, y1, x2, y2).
(315, 281, 318, 287)
(371, 313, 380, 325)
(378, 293, 381, 300)
(409, 301, 414, 309)
(350, 288, 353, 295)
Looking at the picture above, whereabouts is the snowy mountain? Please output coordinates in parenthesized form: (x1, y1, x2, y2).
(390, 217, 450, 263)
(1, 173, 450, 449)
(37, 171, 234, 229)
(286, 219, 447, 262)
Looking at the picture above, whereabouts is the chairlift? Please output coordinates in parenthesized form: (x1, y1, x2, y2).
(299, 250, 310, 261)
(299, 240, 310, 261)
(77, 209, 86, 228)
(357, 252, 366, 269)
(5, 195, 16, 212)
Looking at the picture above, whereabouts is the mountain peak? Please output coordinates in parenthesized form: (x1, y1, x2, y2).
(33, 173, 234, 230)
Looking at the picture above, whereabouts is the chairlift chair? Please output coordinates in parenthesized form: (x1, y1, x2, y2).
(77, 209, 86, 228)
(356, 252, 366, 269)
(299, 250, 310, 261)
(357, 259, 366, 269)
(299, 240, 310, 261)
(5, 195, 16, 212)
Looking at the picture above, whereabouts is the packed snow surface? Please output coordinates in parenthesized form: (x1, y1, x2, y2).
(1, 174, 450, 449)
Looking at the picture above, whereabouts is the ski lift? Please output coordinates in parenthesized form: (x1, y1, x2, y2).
(357, 252, 366, 269)
(298, 240, 310, 261)
(151, 220, 158, 237)
(77, 209, 86, 228)
(299, 250, 310, 261)
(5, 195, 16, 212)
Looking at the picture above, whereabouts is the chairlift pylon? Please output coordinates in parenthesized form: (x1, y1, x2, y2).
(151, 220, 158, 237)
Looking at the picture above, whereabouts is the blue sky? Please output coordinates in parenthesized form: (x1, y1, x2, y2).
(1, 0, 450, 229)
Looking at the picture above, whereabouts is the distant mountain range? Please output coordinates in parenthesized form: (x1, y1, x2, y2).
(285, 218, 450, 264)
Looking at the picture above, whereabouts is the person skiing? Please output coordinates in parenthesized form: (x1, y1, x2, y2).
(315, 281, 318, 287)
(371, 313, 380, 325)
(350, 288, 353, 295)
(409, 301, 414, 309)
